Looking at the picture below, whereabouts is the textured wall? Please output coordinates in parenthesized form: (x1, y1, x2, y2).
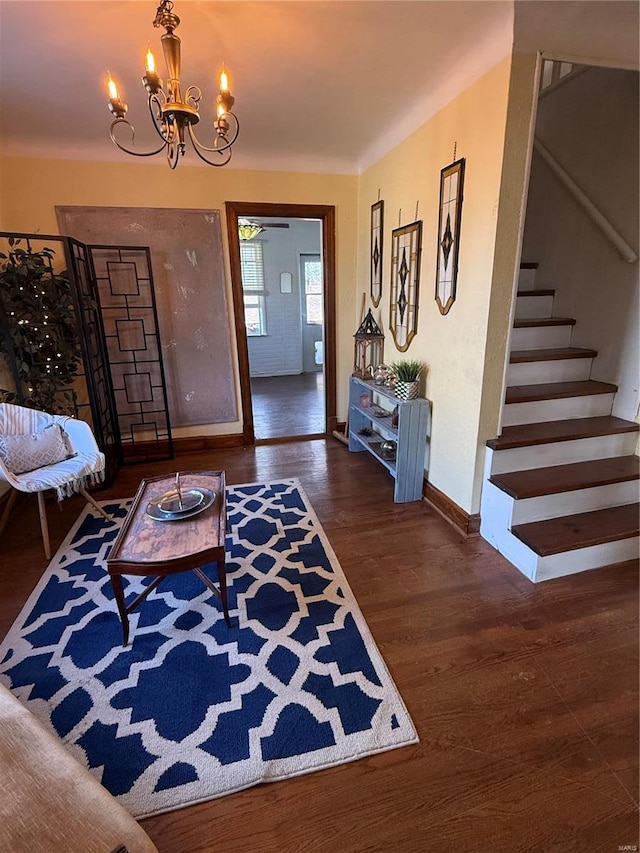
(357, 59, 512, 514)
(523, 67, 639, 421)
(0, 160, 357, 437)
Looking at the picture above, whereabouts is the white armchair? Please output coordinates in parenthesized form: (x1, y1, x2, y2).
(0, 403, 112, 559)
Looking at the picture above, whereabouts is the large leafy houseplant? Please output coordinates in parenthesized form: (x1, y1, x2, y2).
(0, 239, 82, 414)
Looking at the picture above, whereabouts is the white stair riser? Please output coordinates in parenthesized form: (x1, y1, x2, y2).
(480, 481, 639, 583)
(511, 325, 573, 350)
(479, 483, 538, 580)
(502, 393, 614, 426)
(487, 432, 639, 474)
(536, 536, 639, 582)
(518, 268, 537, 289)
(515, 295, 554, 319)
(507, 358, 592, 386)
(511, 479, 640, 524)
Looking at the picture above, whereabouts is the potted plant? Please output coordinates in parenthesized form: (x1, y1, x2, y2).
(0, 239, 82, 414)
(392, 359, 425, 400)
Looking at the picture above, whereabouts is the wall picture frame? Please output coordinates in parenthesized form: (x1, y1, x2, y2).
(435, 157, 465, 315)
(370, 200, 384, 308)
(389, 219, 422, 352)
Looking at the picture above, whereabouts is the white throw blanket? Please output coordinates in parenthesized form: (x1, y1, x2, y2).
(0, 404, 105, 500)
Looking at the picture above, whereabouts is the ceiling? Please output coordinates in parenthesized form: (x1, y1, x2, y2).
(0, 1, 513, 174)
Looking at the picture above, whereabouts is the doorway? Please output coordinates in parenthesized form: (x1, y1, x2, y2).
(226, 202, 337, 444)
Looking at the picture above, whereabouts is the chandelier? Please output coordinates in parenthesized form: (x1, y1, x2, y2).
(238, 219, 265, 241)
(106, 0, 239, 169)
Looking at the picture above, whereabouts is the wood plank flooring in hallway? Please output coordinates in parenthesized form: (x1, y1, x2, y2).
(0, 439, 637, 853)
(251, 372, 324, 438)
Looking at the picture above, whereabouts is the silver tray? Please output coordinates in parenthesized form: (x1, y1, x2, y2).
(156, 487, 204, 514)
(146, 487, 216, 522)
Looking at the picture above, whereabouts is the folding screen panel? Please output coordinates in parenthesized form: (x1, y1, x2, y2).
(87, 246, 173, 463)
(65, 237, 122, 483)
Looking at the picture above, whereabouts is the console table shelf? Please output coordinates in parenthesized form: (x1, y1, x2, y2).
(348, 376, 429, 502)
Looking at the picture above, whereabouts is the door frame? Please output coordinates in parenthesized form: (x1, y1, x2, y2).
(225, 201, 337, 444)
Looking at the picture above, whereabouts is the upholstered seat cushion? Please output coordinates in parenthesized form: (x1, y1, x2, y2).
(0, 683, 158, 853)
(0, 423, 70, 475)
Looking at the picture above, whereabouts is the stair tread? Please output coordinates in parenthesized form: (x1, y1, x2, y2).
(512, 503, 640, 556)
(514, 317, 576, 328)
(487, 416, 639, 450)
(490, 456, 640, 499)
(505, 380, 618, 404)
(517, 289, 555, 297)
(510, 347, 597, 363)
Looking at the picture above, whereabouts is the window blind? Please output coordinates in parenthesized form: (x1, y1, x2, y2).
(240, 242, 265, 291)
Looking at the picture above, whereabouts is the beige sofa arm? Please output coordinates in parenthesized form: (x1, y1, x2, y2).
(0, 684, 158, 853)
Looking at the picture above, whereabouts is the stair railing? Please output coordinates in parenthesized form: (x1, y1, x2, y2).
(534, 137, 638, 264)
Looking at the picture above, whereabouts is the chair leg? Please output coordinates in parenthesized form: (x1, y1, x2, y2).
(0, 489, 18, 539)
(79, 487, 112, 522)
(37, 492, 51, 560)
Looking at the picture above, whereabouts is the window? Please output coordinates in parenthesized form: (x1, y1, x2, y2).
(301, 254, 323, 325)
(240, 242, 266, 336)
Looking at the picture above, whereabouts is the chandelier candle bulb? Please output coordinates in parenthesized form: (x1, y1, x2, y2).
(143, 46, 162, 93)
(219, 69, 229, 92)
(106, 74, 127, 118)
(107, 75, 118, 100)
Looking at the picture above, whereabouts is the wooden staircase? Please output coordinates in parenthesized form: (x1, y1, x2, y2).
(480, 264, 639, 582)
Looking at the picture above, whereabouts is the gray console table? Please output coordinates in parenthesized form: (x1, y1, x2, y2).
(348, 376, 429, 502)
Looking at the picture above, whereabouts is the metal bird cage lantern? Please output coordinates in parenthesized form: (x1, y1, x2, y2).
(353, 309, 384, 380)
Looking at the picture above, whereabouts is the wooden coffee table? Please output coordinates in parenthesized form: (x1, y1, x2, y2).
(106, 470, 230, 645)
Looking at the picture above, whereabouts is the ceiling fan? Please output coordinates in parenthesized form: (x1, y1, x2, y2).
(238, 217, 290, 240)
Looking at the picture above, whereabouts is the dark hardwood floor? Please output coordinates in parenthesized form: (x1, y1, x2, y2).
(251, 372, 325, 439)
(1, 439, 638, 853)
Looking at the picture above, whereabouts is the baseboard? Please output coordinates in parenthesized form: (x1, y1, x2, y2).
(173, 434, 246, 453)
(256, 433, 327, 446)
(123, 433, 246, 460)
(423, 480, 480, 538)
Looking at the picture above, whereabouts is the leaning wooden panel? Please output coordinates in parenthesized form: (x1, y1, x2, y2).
(56, 206, 237, 428)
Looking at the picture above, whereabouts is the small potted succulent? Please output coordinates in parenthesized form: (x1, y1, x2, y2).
(392, 360, 425, 400)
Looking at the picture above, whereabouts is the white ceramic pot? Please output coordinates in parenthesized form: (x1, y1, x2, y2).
(394, 380, 419, 400)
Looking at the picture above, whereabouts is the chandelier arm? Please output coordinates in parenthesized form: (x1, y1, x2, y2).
(148, 94, 172, 143)
(110, 119, 168, 157)
(187, 131, 233, 167)
(188, 114, 240, 155)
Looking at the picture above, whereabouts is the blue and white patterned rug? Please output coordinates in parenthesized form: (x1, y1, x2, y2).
(0, 479, 417, 818)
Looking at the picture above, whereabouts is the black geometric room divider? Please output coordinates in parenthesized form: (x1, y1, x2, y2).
(66, 237, 122, 485)
(87, 245, 173, 463)
(0, 231, 173, 473)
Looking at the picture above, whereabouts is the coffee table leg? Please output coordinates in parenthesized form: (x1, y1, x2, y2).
(217, 560, 231, 628)
(110, 573, 130, 646)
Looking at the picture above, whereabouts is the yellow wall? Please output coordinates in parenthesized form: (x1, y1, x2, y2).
(0, 58, 514, 515)
(0, 159, 358, 435)
(476, 54, 540, 508)
(356, 58, 512, 514)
